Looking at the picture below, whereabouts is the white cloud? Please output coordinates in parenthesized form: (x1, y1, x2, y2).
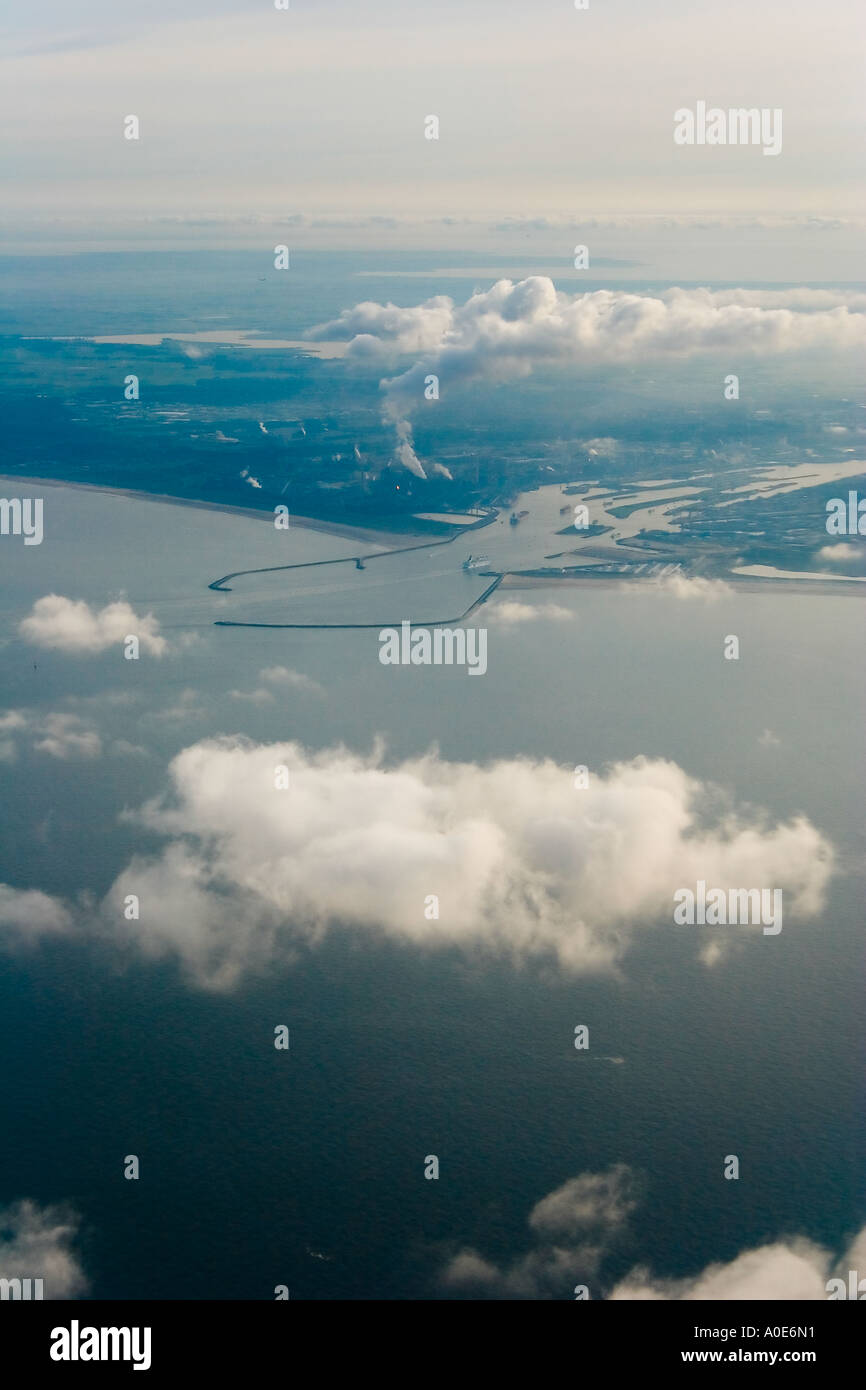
(228, 688, 274, 705)
(0, 884, 71, 947)
(32, 713, 102, 760)
(0, 1199, 88, 1299)
(310, 280, 866, 473)
(229, 667, 324, 703)
(314, 286, 866, 357)
(758, 729, 782, 748)
(439, 1167, 866, 1300)
(609, 1228, 866, 1300)
(529, 1168, 638, 1242)
(698, 939, 727, 968)
(818, 544, 860, 562)
(259, 666, 323, 694)
(441, 1166, 638, 1298)
(19, 595, 166, 655)
(102, 738, 833, 990)
(683, 288, 866, 312)
(640, 572, 733, 601)
(308, 295, 454, 356)
(0, 708, 103, 760)
(489, 600, 574, 624)
(147, 688, 204, 722)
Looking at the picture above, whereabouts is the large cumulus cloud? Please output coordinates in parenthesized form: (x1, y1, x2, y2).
(101, 737, 833, 990)
(308, 279, 866, 475)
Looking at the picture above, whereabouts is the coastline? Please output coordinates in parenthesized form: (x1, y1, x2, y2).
(0, 472, 416, 549)
(3, 472, 862, 603)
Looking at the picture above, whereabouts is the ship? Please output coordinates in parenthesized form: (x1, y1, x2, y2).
(462, 554, 491, 570)
(509, 512, 520, 525)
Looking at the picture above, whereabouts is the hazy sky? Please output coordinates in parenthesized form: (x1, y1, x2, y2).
(0, 0, 862, 241)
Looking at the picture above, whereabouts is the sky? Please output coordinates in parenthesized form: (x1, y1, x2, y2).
(0, 0, 863, 254)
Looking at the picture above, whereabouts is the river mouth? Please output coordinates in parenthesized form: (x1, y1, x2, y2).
(203, 473, 866, 628)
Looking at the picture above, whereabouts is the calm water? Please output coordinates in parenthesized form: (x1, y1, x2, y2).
(0, 481, 862, 1298)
